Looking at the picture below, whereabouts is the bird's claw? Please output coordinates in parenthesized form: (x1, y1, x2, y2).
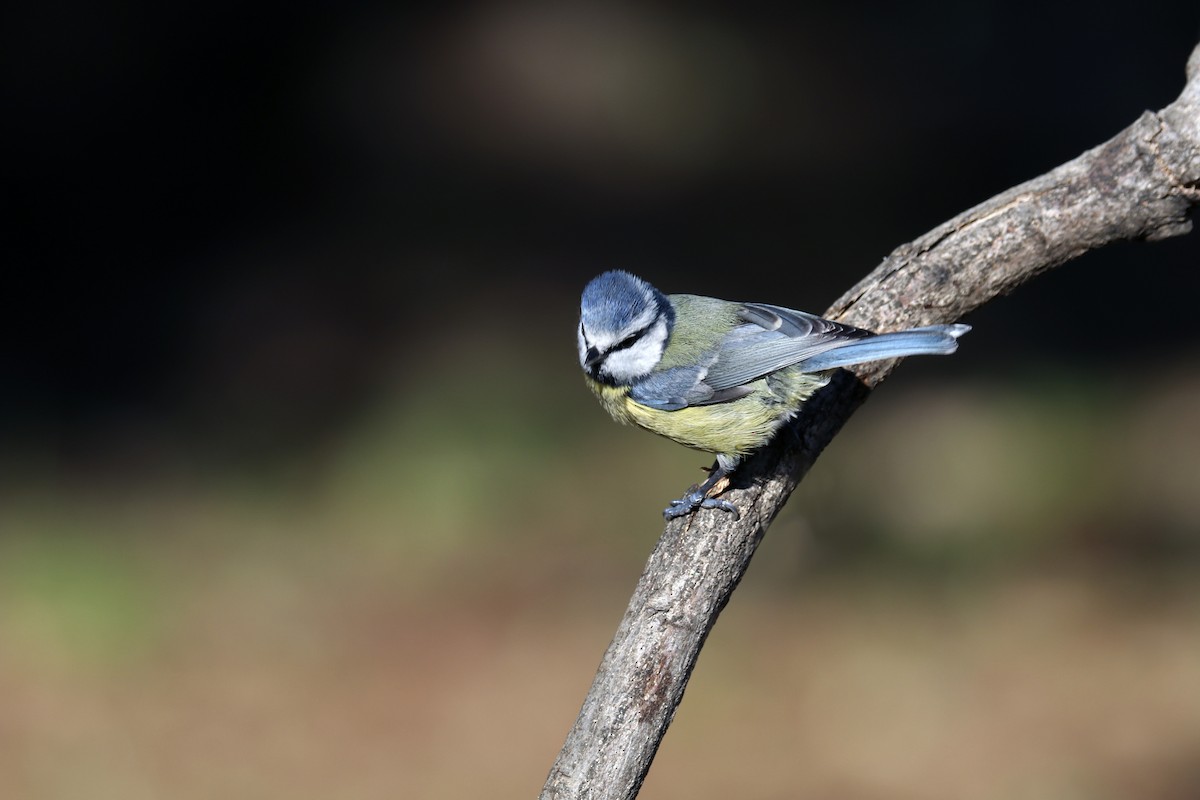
(662, 490, 741, 521)
(700, 497, 740, 518)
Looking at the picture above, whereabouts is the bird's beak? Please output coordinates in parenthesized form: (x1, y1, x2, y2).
(584, 347, 604, 368)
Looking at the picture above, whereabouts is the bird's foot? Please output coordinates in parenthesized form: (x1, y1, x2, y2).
(663, 484, 740, 521)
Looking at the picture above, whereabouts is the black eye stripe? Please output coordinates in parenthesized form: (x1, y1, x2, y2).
(611, 324, 650, 352)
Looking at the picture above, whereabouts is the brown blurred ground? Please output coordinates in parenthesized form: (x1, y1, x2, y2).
(3, 358, 1200, 798)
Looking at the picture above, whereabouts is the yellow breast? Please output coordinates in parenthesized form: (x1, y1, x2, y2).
(584, 372, 829, 457)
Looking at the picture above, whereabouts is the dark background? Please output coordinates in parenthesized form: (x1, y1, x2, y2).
(4, 4, 1200, 798)
(7, 3, 1200, 472)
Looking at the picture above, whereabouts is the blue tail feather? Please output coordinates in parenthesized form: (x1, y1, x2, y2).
(798, 324, 970, 372)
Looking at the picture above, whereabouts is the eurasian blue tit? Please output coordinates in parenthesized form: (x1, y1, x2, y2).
(577, 270, 970, 520)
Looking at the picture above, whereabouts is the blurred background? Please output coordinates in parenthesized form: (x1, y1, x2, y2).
(5, 2, 1200, 798)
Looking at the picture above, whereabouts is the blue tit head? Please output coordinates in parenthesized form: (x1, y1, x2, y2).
(578, 270, 675, 386)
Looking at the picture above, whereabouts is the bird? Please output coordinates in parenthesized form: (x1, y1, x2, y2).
(577, 270, 970, 520)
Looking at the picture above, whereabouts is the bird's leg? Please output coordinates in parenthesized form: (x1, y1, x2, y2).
(663, 460, 739, 521)
(705, 472, 732, 498)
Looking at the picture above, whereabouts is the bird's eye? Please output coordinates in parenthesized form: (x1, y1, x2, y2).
(614, 332, 641, 351)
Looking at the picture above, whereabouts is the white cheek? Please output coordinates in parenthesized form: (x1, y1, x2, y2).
(601, 320, 668, 382)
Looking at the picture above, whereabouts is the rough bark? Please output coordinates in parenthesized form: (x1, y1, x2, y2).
(542, 43, 1200, 800)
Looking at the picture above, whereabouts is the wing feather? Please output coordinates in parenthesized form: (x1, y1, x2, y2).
(628, 301, 968, 410)
(701, 303, 872, 391)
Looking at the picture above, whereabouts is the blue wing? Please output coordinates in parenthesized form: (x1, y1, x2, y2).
(629, 301, 969, 409)
(630, 366, 753, 410)
(700, 304, 872, 391)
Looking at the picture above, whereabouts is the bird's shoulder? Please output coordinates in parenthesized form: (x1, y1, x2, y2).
(660, 294, 743, 369)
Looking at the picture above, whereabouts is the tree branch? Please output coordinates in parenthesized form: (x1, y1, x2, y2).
(542, 43, 1200, 800)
